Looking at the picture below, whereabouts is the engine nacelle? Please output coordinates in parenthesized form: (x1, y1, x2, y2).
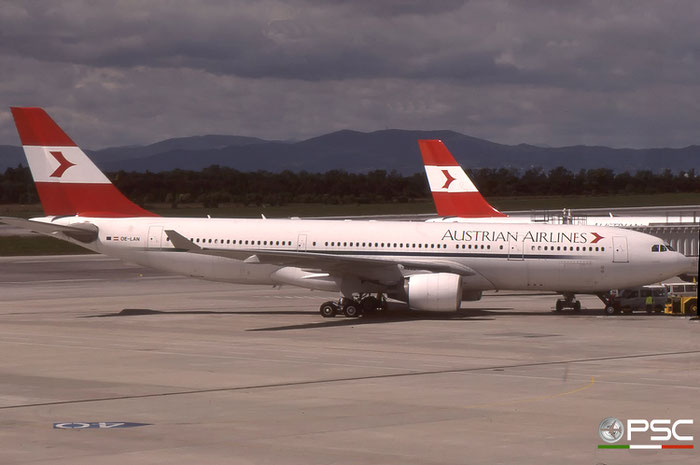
(405, 273, 463, 312)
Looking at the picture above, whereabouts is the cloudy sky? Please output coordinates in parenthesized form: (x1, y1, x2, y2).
(1, 0, 699, 149)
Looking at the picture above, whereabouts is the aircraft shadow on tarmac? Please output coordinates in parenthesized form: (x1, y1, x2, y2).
(81, 304, 613, 331)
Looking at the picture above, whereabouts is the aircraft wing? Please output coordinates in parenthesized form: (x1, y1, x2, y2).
(0, 217, 98, 243)
(165, 229, 475, 283)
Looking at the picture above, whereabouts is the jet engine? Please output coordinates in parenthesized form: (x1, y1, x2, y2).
(405, 273, 463, 312)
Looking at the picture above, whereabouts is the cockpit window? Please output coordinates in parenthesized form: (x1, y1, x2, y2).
(659, 245, 667, 252)
(666, 244, 675, 251)
(652, 244, 660, 252)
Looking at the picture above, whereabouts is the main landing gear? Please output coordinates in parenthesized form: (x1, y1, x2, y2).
(319, 294, 386, 318)
(554, 293, 581, 312)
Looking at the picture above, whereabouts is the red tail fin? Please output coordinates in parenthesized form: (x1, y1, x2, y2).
(418, 140, 506, 218)
(11, 107, 157, 217)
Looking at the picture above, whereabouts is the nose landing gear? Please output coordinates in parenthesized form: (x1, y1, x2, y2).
(596, 292, 620, 315)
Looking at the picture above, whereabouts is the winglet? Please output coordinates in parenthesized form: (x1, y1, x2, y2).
(418, 140, 507, 218)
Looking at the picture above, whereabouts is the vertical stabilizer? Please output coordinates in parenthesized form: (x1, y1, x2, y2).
(10, 107, 156, 217)
(418, 139, 506, 218)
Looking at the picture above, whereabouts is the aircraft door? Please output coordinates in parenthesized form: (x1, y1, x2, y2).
(147, 226, 163, 249)
(612, 236, 628, 263)
(508, 238, 524, 261)
(297, 234, 307, 251)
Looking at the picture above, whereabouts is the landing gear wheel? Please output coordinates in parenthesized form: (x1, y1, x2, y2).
(320, 302, 337, 318)
(555, 300, 563, 312)
(573, 301, 581, 312)
(604, 305, 619, 315)
(343, 302, 360, 318)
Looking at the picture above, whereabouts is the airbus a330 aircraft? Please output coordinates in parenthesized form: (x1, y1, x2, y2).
(3, 108, 693, 317)
(419, 139, 699, 227)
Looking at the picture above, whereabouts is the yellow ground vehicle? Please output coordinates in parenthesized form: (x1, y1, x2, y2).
(664, 296, 698, 315)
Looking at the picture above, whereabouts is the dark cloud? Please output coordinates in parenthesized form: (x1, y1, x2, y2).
(1, 0, 699, 149)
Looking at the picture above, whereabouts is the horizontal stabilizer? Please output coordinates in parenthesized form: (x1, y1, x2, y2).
(0, 217, 98, 243)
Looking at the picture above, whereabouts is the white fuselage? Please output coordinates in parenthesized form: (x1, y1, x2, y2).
(46, 216, 692, 296)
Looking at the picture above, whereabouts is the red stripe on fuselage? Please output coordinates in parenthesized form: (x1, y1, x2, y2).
(10, 107, 77, 147)
(431, 191, 507, 217)
(35, 182, 158, 217)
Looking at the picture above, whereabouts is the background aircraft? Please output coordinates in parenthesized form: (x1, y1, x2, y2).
(419, 139, 700, 227)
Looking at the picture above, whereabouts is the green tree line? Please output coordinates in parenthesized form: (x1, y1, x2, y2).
(0, 165, 698, 207)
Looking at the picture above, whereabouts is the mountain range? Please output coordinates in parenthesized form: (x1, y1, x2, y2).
(1, 129, 698, 174)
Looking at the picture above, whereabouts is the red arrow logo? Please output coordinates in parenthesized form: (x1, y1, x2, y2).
(441, 169, 456, 189)
(49, 151, 76, 178)
(591, 232, 604, 244)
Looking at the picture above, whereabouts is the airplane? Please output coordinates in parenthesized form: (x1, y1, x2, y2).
(2, 107, 694, 318)
(418, 139, 700, 227)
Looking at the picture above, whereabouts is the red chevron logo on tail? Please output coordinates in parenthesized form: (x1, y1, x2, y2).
(49, 151, 76, 178)
(441, 169, 456, 189)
